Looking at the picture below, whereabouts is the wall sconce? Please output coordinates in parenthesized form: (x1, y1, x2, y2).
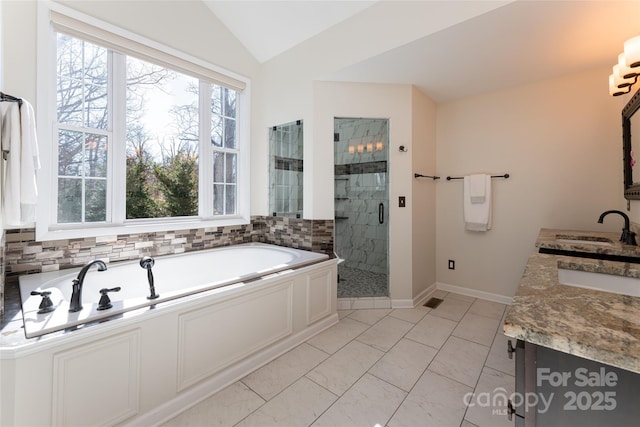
(348, 146, 355, 154)
(357, 144, 364, 153)
(366, 143, 373, 152)
(376, 142, 383, 151)
(610, 35, 640, 96)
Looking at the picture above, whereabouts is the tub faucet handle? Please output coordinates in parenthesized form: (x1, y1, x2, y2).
(30, 290, 56, 314)
(97, 287, 121, 311)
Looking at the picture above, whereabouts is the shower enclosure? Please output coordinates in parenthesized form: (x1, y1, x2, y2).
(334, 118, 389, 298)
(269, 120, 303, 217)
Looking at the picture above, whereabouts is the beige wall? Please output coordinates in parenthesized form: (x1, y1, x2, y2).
(411, 87, 437, 299)
(436, 67, 626, 298)
(314, 81, 430, 302)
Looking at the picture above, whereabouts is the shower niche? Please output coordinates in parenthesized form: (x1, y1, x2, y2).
(269, 120, 303, 218)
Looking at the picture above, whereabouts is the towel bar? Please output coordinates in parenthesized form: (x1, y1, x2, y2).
(414, 173, 440, 180)
(446, 173, 509, 181)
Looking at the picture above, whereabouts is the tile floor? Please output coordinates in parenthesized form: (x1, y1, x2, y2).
(161, 290, 515, 427)
(337, 265, 388, 298)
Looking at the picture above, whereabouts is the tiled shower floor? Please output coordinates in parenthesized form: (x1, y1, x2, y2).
(337, 265, 388, 297)
(161, 290, 514, 427)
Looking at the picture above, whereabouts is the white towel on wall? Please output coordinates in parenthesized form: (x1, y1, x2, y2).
(468, 174, 486, 203)
(1, 99, 40, 226)
(464, 174, 492, 231)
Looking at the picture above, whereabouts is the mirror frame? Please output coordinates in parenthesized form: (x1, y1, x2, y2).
(623, 87, 640, 199)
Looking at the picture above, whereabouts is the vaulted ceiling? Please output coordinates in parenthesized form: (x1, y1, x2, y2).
(204, 1, 640, 102)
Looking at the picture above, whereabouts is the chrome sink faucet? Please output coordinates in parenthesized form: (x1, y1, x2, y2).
(69, 259, 107, 312)
(597, 210, 637, 246)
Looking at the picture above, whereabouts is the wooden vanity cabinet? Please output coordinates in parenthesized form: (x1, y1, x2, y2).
(509, 339, 640, 427)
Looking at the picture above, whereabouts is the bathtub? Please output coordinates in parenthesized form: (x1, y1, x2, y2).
(19, 242, 329, 338)
(4, 242, 337, 426)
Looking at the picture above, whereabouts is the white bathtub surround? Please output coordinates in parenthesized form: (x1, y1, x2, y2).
(0, 245, 337, 426)
(19, 243, 327, 338)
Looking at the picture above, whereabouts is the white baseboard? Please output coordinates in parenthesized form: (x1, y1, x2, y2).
(125, 313, 339, 427)
(435, 282, 513, 305)
(391, 283, 437, 309)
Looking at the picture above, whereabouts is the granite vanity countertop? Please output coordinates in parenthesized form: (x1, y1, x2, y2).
(504, 251, 640, 374)
(536, 227, 640, 258)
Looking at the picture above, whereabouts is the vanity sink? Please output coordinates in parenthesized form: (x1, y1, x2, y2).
(557, 267, 640, 297)
(555, 235, 615, 247)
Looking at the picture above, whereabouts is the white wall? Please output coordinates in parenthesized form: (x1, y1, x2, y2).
(436, 67, 626, 298)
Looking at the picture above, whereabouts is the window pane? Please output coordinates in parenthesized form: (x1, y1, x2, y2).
(213, 151, 224, 182)
(85, 134, 108, 177)
(57, 77, 83, 126)
(224, 118, 236, 149)
(211, 86, 222, 116)
(57, 35, 108, 129)
(85, 83, 108, 129)
(83, 41, 107, 81)
(125, 56, 199, 219)
(225, 153, 236, 183)
(213, 184, 224, 215)
(57, 178, 82, 223)
(58, 129, 83, 176)
(223, 88, 236, 117)
(211, 115, 222, 147)
(85, 179, 107, 222)
(225, 184, 236, 215)
(56, 33, 83, 81)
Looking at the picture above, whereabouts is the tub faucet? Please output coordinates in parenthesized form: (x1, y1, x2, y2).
(597, 210, 637, 246)
(140, 256, 159, 300)
(69, 259, 107, 312)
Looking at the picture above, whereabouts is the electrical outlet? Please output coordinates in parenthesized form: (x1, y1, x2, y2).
(448, 260, 455, 270)
(399, 196, 406, 207)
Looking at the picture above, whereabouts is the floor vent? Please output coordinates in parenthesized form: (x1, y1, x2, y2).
(423, 297, 444, 309)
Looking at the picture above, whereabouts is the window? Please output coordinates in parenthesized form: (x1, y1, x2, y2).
(37, 3, 250, 240)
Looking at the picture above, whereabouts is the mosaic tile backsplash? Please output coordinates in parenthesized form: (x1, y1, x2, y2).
(0, 217, 333, 317)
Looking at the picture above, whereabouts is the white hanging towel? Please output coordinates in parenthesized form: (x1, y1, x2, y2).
(463, 174, 492, 231)
(1, 99, 40, 226)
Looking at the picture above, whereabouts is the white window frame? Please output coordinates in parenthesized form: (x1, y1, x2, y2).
(36, 1, 251, 241)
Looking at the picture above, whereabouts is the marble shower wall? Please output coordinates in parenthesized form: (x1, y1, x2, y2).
(334, 118, 388, 275)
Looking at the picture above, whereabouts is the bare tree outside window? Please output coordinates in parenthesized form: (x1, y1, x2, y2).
(125, 56, 198, 219)
(56, 34, 109, 223)
(56, 33, 239, 224)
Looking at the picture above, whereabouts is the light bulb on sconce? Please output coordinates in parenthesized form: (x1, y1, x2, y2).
(357, 144, 364, 154)
(348, 146, 355, 154)
(366, 143, 373, 152)
(609, 35, 640, 96)
(376, 142, 383, 151)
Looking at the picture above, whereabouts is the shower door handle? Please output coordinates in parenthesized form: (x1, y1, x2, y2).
(379, 203, 384, 224)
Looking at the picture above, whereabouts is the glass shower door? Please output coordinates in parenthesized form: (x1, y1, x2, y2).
(334, 118, 389, 297)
